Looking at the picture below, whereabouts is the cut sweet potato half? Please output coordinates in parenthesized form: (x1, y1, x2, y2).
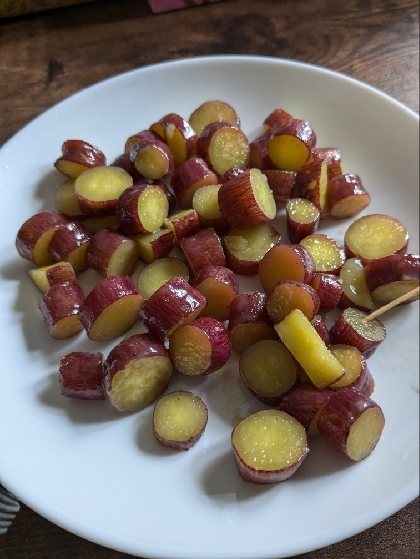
(79, 276, 144, 342)
(140, 276, 206, 341)
(103, 333, 173, 412)
(228, 291, 277, 354)
(330, 308, 386, 358)
(192, 265, 239, 322)
(286, 197, 320, 244)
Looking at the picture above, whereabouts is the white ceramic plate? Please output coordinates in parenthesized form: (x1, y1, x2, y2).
(0, 56, 418, 559)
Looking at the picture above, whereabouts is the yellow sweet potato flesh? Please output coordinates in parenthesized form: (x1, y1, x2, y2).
(138, 187, 169, 232)
(209, 128, 250, 175)
(267, 283, 315, 323)
(275, 309, 344, 388)
(134, 146, 169, 180)
(56, 179, 84, 216)
(32, 228, 60, 266)
(50, 315, 84, 340)
(193, 184, 222, 219)
(189, 100, 239, 136)
(372, 280, 419, 305)
(169, 325, 212, 375)
(197, 278, 236, 322)
(225, 223, 279, 263)
(329, 345, 362, 388)
(166, 126, 187, 166)
(232, 410, 307, 471)
(110, 356, 172, 412)
(230, 323, 278, 355)
(154, 391, 207, 442)
(107, 240, 139, 277)
(241, 340, 297, 398)
(347, 407, 385, 461)
(250, 169, 277, 220)
(88, 295, 143, 341)
(268, 135, 309, 172)
(55, 159, 88, 179)
(75, 166, 132, 202)
(137, 258, 189, 299)
(300, 234, 344, 273)
(287, 197, 319, 224)
(345, 214, 408, 260)
(67, 243, 90, 274)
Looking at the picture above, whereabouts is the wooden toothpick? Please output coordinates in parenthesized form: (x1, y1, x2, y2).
(364, 286, 420, 321)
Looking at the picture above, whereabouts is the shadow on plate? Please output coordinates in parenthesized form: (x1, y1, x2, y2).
(287, 435, 354, 482)
(34, 169, 62, 209)
(202, 359, 264, 428)
(200, 449, 273, 503)
(135, 407, 172, 457)
(37, 371, 126, 424)
(200, 437, 353, 504)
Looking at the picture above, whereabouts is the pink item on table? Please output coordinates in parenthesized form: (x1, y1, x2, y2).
(148, 0, 223, 14)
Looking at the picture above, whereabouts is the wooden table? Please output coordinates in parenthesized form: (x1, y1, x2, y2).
(0, 1, 418, 558)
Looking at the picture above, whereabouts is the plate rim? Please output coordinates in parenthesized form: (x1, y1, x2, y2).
(0, 54, 418, 559)
(1, 54, 418, 153)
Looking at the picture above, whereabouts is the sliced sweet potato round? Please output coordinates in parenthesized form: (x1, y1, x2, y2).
(344, 213, 409, 263)
(16, 211, 68, 266)
(300, 233, 345, 274)
(153, 390, 208, 450)
(54, 139, 106, 178)
(239, 339, 299, 405)
(197, 122, 250, 177)
(286, 197, 320, 243)
(231, 409, 308, 484)
(140, 276, 206, 341)
(267, 119, 316, 172)
(364, 253, 420, 305)
(329, 344, 374, 397)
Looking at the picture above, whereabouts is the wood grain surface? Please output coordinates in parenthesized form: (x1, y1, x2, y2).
(0, 1, 419, 558)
